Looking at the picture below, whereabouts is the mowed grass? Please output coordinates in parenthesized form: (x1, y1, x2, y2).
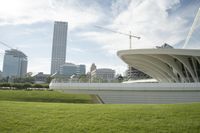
(0, 90, 200, 133)
(0, 90, 93, 103)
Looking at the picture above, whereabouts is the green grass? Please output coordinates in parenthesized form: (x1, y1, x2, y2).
(0, 90, 200, 133)
(0, 90, 93, 103)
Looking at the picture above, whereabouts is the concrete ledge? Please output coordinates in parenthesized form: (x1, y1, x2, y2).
(50, 83, 200, 91)
(50, 83, 200, 104)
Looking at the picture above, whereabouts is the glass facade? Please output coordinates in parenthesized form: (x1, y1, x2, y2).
(51, 21, 68, 74)
(77, 65, 86, 76)
(3, 49, 27, 78)
(59, 63, 86, 77)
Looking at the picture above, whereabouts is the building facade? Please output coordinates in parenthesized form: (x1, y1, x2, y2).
(34, 72, 50, 84)
(126, 66, 151, 80)
(90, 63, 96, 72)
(91, 68, 115, 82)
(3, 49, 28, 78)
(51, 21, 68, 75)
(59, 63, 86, 77)
(77, 65, 86, 76)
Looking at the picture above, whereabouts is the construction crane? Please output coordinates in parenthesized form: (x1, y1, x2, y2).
(95, 25, 141, 49)
(0, 40, 13, 49)
(95, 25, 141, 80)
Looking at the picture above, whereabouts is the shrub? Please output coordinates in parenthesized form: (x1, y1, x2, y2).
(12, 83, 24, 90)
(23, 83, 32, 89)
(32, 84, 43, 88)
(0, 83, 49, 90)
(0, 83, 11, 90)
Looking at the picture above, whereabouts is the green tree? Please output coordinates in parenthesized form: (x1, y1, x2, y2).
(78, 75, 89, 83)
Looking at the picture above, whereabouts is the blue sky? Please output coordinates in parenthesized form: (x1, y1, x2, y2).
(0, 0, 199, 75)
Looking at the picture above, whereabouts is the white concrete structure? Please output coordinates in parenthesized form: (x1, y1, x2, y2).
(50, 82, 200, 104)
(50, 48, 200, 104)
(117, 49, 200, 83)
(50, 82, 200, 91)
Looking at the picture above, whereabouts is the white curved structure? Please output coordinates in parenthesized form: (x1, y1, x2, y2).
(117, 49, 200, 83)
(50, 82, 200, 104)
(50, 48, 200, 104)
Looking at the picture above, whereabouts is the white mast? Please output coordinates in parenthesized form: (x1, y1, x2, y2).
(183, 8, 200, 48)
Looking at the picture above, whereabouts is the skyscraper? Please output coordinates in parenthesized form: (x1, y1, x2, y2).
(3, 49, 28, 78)
(51, 21, 68, 74)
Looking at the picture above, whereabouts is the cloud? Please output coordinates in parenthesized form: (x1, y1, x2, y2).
(69, 48, 85, 53)
(27, 57, 51, 73)
(0, 0, 102, 30)
(80, 0, 194, 53)
(1, 0, 199, 74)
(110, 0, 131, 17)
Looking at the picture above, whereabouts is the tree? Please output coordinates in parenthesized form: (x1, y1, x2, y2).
(13, 77, 35, 83)
(78, 74, 89, 83)
(117, 74, 124, 83)
(46, 76, 53, 83)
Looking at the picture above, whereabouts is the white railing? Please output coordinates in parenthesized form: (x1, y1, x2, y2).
(50, 82, 200, 91)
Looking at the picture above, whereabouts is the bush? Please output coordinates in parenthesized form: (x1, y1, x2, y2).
(42, 84, 49, 88)
(0, 83, 49, 90)
(11, 83, 24, 90)
(23, 83, 32, 89)
(32, 84, 43, 88)
(0, 83, 11, 90)
(0, 83, 11, 87)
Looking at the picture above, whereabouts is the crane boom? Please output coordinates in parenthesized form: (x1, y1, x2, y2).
(95, 25, 140, 39)
(95, 25, 140, 49)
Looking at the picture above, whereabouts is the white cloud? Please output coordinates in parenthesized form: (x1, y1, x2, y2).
(0, 0, 199, 74)
(69, 48, 85, 53)
(80, 0, 191, 53)
(0, 0, 102, 30)
(111, 0, 131, 17)
(28, 57, 51, 74)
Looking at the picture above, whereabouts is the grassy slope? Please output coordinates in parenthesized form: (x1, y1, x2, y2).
(0, 101, 200, 133)
(0, 90, 93, 103)
(0, 90, 200, 133)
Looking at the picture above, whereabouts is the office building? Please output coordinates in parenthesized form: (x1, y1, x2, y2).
(3, 49, 27, 78)
(34, 72, 50, 84)
(91, 68, 115, 82)
(51, 21, 68, 74)
(77, 65, 86, 76)
(90, 63, 96, 72)
(59, 63, 86, 77)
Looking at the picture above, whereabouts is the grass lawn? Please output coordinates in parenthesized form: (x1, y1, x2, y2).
(0, 90, 200, 133)
(0, 90, 93, 103)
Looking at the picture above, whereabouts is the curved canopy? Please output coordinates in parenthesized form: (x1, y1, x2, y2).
(117, 49, 200, 83)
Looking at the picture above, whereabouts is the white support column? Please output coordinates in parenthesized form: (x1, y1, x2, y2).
(171, 55, 198, 82)
(192, 57, 199, 82)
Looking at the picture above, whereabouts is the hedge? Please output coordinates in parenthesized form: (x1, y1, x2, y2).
(0, 83, 49, 90)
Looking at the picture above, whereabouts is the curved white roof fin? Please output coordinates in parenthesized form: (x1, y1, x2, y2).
(183, 8, 200, 48)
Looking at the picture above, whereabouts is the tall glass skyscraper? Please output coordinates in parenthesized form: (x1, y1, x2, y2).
(51, 21, 68, 74)
(2, 49, 28, 78)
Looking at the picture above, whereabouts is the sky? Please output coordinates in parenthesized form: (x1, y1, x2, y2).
(0, 0, 199, 75)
